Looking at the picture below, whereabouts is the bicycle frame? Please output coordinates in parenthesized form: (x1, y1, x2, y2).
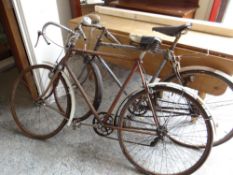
(82, 23, 181, 94)
(34, 43, 160, 136)
(66, 47, 160, 131)
(34, 21, 185, 135)
(11, 20, 215, 175)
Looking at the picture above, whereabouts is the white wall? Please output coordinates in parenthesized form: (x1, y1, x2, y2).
(12, 0, 71, 65)
(57, 0, 72, 39)
(195, 0, 214, 21)
(86, 0, 104, 4)
(223, 0, 233, 27)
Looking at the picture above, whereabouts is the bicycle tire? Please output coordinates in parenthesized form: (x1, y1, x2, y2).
(11, 64, 71, 139)
(67, 54, 103, 122)
(164, 66, 233, 146)
(118, 84, 213, 175)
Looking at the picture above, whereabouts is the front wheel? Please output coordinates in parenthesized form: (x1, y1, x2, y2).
(11, 64, 71, 139)
(118, 84, 213, 175)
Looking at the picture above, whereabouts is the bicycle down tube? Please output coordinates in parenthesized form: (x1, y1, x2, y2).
(64, 47, 161, 132)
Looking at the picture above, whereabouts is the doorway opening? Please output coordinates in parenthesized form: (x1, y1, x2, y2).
(0, 17, 15, 73)
(0, 0, 30, 73)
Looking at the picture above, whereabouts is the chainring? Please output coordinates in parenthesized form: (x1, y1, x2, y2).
(92, 112, 114, 136)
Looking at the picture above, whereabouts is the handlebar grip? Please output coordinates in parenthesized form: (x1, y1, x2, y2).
(79, 26, 87, 40)
(35, 22, 77, 47)
(43, 34, 51, 45)
(34, 31, 50, 48)
(34, 31, 42, 48)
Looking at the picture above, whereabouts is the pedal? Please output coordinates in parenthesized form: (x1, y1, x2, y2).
(72, 121, 82, 130)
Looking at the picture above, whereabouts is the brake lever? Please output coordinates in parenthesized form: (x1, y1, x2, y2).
(34, 31, 51, 48)
(78, 26, 87, 41)
(34, 31, 42, 48)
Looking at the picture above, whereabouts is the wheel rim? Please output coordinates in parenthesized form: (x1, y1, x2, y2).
(118, 88, 212, 175)
(165, 70, 233, 146)
(11, 65, 71, 139)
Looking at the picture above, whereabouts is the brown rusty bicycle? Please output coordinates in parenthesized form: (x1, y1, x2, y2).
(10, 20, 213, 175)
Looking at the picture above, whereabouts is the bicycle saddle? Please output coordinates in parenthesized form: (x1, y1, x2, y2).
(152, 24, 192, 37)
(87, 14, 101, 24)
(81, 14, 101, 26)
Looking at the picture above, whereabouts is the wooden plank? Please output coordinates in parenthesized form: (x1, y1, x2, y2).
(95, 6, 233, 38)
(69, 13, 233, 58)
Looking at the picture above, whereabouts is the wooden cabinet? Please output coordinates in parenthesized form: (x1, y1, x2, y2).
(69, 7, 233, 76)
(106, 0, 199, 18)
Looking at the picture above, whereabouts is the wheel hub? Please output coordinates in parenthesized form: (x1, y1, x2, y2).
(34, 99, 45, 106)
(150, 126, 168, 147)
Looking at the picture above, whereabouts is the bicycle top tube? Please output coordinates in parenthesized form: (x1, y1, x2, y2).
(71, 47, 138, 62)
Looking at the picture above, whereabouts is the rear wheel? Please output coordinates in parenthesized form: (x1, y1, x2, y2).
(165, 68, 233, 146)
(11, 64, 71, 139)
(118, 85, 213, 175)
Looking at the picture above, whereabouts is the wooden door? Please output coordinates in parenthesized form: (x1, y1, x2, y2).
(70, 0, 82, 18)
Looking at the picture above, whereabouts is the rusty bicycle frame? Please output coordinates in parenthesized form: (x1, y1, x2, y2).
(36, 29, 160, 136)
(34, 19, 187, 136)
(67, 48, 159, 134)
(10, 19, 215, 175)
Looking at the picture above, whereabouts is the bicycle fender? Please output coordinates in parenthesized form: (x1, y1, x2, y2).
(148, 82, 213, 118)
(179, 66, 233, 82)
(41, 61, 76, 126)
(61, 71, 76, 126)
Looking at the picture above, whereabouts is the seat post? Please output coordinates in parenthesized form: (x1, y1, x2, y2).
(169, 33, 182, 51)
(139, 51, 147, 61)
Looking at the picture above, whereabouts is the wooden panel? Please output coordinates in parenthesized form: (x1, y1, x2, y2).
(109, 0, 199, 18)
(69, 11, 233, 95)
(95, 6, 233, 38)
(171, 73, 228, 96)
(69, 0, 82, 18)
(70, 13, 233, 60)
